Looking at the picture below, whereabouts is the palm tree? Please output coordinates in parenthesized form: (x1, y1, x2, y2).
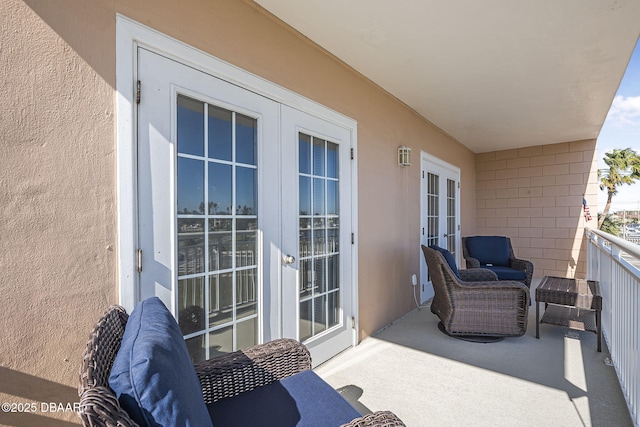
(598, 148, 640, 229)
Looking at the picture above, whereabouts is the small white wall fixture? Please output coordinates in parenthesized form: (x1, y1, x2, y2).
(398, 145, 411, 166)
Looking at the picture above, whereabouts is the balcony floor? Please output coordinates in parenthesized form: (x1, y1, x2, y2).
(315, 279, 633, 426)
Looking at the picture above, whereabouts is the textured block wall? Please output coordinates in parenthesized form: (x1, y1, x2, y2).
(475, 140, 598, 278)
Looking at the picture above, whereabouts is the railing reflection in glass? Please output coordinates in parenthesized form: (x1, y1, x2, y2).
(298, 133, 340, 342)
(175, 94, 258, 363)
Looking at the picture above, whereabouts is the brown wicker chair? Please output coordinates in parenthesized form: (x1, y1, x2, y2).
(462, 236, 534, 288)
(78, 305, 405, 427)
(421, 245, 530, 338)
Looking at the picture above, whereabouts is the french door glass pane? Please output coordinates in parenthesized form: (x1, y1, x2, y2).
(208, 105, 232, 161)
(299, 176, 311, 215)
(298, 133, 341, 342)
(236, 114, 256, 165)
(447, 179, 456, 254)
(236, 167, 256, 215)
(177, 96, 204, 156)
(427, 173, 439, 248)
(177, 219, 205, 275)
(176, 94, 259, 363)
(208, 163, 232, 215)
(177, 158, 204, 214)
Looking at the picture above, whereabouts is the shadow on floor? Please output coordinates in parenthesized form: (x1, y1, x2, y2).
(316, 282, 633, 427)
(336, 384, 373, 415)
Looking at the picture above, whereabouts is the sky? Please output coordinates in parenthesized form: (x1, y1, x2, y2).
(597, 39, 640, 213)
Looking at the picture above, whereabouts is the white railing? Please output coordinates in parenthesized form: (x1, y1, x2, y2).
(585, 228, 640, 427)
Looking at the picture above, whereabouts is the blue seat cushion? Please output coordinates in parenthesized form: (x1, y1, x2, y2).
(429, 245, 460, 278)
(108, 297, 213, 427)
(483, 266, 526, 282)
(465, 236, 511, 267)
(207, 369, 361, 427)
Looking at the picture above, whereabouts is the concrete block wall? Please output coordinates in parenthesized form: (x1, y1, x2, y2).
(475, 139, 598, 279)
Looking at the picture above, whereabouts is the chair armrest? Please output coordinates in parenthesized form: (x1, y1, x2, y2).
(453, 277, 530, 297)
(455, 279, 530, 306)
(510, 257, 532, 272)
(340, 410, 406, 427)
(464, 255, 481, 269)
(459, 268, 498, 282)
(195, 338, 312, 404)
(459, 279, 528, 292)
(78, 386, 140, 427)
(510, 257, 534, 287)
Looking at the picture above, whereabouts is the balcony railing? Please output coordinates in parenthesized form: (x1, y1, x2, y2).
(585, 227, 640, 427)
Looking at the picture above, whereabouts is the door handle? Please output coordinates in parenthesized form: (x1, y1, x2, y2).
(283, 254, 296, 265)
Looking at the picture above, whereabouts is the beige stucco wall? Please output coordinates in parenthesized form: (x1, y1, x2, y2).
(475, 140, 599, 279)
(1, 0, 475, 422)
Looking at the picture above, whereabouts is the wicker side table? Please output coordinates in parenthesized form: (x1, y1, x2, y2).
(535, 276, 602, 352)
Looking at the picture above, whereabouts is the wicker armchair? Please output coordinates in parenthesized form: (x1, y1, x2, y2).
(421, 245, 530, 338)
(462, 236, 534, 288)
(78, 305, 405, 427)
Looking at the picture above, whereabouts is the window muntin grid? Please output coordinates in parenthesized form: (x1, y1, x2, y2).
(446, 178, 456, 255)
(426, 173, 439, 248)
(298, 133, 340, 342)
(175, 94, 259, 363)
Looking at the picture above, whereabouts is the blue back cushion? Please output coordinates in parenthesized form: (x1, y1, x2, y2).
(465, 236, 510, 267)
(429, 245, 460, 278)
(109, 297, 213, 427)
(207, 369, 361, 426)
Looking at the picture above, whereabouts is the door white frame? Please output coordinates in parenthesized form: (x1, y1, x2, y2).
(419, 152, 461, 303)
(115, 15, 359, 345)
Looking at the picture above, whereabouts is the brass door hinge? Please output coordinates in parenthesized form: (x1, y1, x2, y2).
(137, 249, 143, 273)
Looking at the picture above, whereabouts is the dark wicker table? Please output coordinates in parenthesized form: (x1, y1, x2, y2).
(535, 276, 602, 352)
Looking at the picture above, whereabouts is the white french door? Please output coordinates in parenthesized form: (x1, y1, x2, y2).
(136, 47, 353, 365)
(281, 105, 354, 367)
(420, 153, 460, 303)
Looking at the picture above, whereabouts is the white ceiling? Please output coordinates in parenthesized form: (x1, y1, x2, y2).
(255, 0, 640, 153)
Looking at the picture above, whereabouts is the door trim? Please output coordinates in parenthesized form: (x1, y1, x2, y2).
(115, 15, 358, 346)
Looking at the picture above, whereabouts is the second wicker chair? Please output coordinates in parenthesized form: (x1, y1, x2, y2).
(421, 245, 530, 338)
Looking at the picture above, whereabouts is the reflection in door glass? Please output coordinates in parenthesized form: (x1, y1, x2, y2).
(177, 158, 204, 214)
(176, 94, 259, 363)
(447, 179, 457, 255)
(427, 173, 439, 248)
(177, 96, 204, 156)
(298, 134, 341, 342)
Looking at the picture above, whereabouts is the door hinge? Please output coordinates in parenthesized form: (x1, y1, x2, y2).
(350, 148, 354, 160)
(137, 249, 143, 273)
(136, 80, 141, 105)
(422, 227, 425, 235)
(351, 316, 356, 329)
(351, 233, 355, 244)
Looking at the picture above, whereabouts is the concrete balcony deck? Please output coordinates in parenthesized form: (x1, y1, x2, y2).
(315, 279, 632, 427)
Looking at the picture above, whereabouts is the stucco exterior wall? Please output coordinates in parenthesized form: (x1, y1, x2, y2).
(475, 140, 599, 278)
(1, 1, 117, 425)
(1, 0, 475, 422)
